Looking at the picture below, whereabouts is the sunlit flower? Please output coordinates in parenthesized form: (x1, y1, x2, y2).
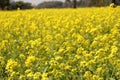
(110, 3, 116, 8)
(6, 59, 19, 72)
(25, 55, 37, 67)
(84, 71, 92, 79)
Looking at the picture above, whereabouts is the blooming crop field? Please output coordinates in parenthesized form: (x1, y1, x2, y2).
(0, 7, 120, 80)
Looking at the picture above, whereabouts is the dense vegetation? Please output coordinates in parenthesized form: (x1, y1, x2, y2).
(0, 6, 120, 80)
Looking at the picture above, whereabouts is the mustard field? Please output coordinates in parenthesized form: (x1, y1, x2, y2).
(0, 7, 120, 80)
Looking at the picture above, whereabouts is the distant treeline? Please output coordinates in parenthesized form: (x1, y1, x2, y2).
(0, 0, 32, 10)
(0, 0, 120, 10)
(36, 0, 120, 8)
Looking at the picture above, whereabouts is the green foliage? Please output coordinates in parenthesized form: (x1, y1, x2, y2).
(10, 1, 33, 10)
(0, 0, 9, 10)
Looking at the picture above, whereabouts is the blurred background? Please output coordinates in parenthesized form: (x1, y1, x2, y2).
(0, 0, 120, 10)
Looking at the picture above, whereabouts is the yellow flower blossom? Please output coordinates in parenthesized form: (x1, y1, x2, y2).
(25, 55, 37, 67)
(19, 75, 25, 80)
(6, 59, 19, 73)
(84, 71, 92, 79)
(19, 54, 25, 59)
(41, 73, 49, 80)
(33, 72, 41, 80)
(55, 56, 63, 61)
(96, 67, 105, 75)
(92, 75, 100, 80)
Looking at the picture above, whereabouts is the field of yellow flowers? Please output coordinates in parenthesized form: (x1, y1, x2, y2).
(0, 7, 120, 80)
